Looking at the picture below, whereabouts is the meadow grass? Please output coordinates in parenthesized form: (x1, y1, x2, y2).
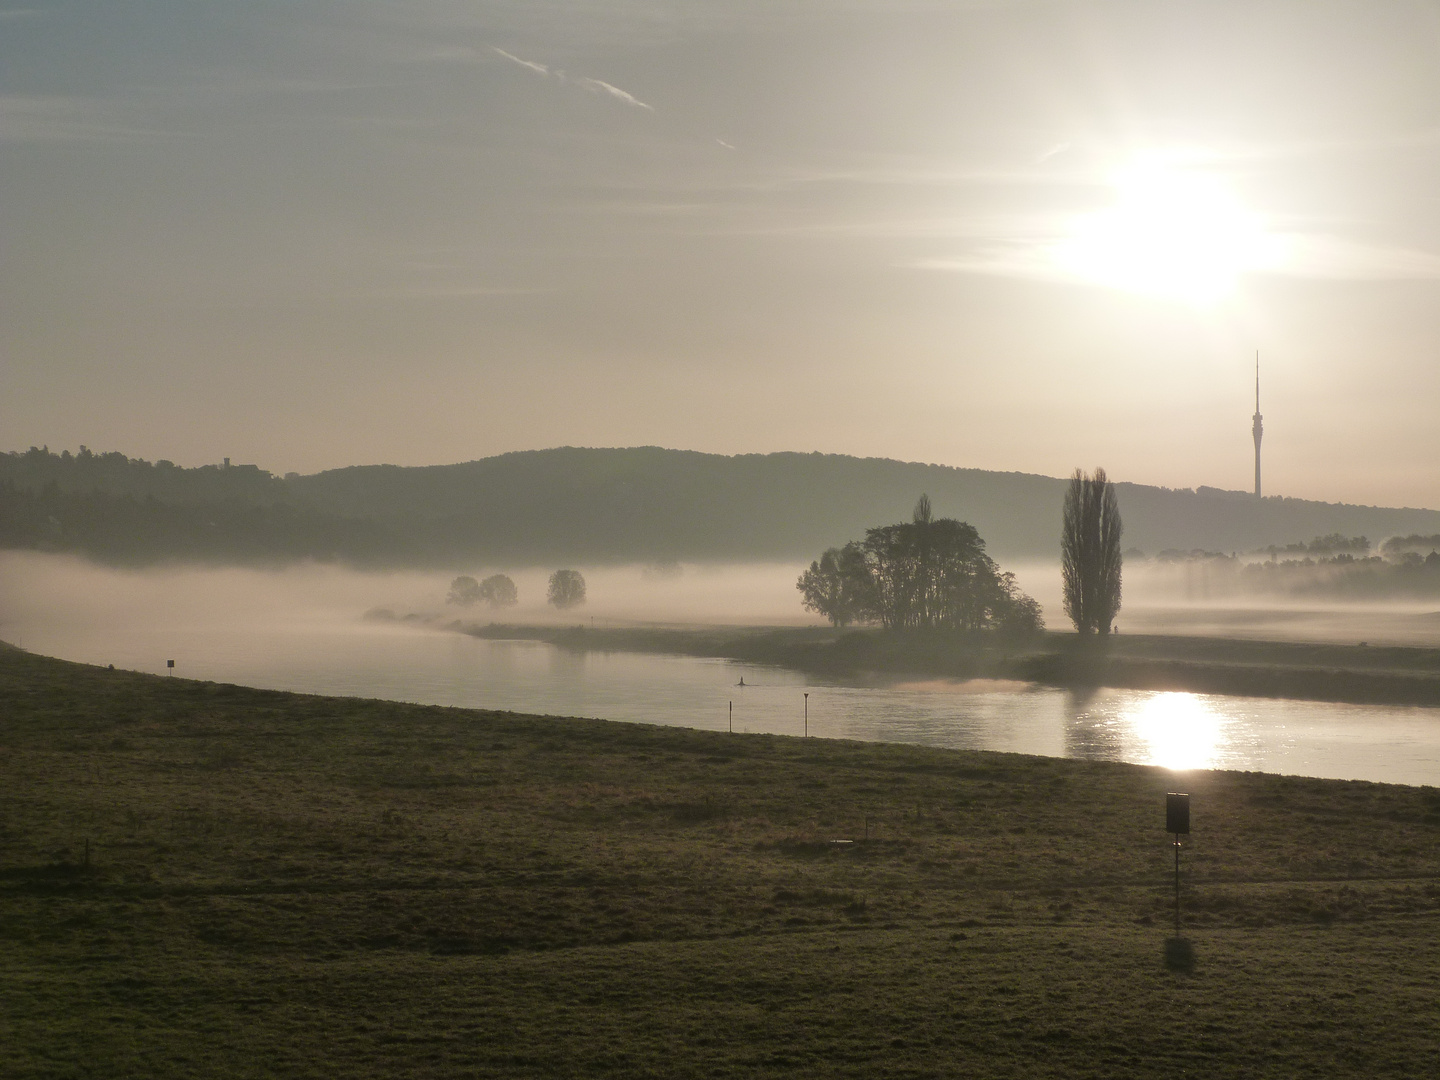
(2, 643, 1439, 1077)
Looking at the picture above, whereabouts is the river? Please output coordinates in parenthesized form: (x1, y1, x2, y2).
(4, 552, 1439, 786)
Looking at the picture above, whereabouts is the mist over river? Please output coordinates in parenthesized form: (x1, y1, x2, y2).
(4, 553, 1440, 786)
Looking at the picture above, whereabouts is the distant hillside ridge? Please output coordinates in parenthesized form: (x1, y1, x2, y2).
(4, 444, 1440, 565)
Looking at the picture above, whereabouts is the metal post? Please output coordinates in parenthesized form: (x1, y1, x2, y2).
(729, 700, 732, 733)
(804, 692, 809, 737)
(1174, 835, 1181, 935)
(1166, 792, 1190, 937)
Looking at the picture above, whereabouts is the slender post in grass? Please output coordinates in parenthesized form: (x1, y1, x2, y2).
(729, 700, 732, 733)
(1166, 793, 1191, 936)
(804, 692, 809, 737)
(1174, 837, 1180, 934)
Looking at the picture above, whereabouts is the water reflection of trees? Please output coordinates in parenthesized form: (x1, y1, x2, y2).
(546, 644, 586, 680)
(1062, 688, 1126, 760)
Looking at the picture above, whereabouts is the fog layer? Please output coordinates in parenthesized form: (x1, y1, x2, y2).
(5, 553, 1439, 683)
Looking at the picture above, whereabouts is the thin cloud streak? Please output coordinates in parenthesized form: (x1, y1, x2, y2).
(490, 46, 654, 111)
(365, 284, 552, 299)
(0, 95, 171, 142)
(914, 233, 1440, 284)
(490, 46, 549, 76)
(575, 77, 654, 111)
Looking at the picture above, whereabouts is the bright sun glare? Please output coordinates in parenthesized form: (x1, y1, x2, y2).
(1056, 157, 1280, 303)
(1127, 691, 1225, 771)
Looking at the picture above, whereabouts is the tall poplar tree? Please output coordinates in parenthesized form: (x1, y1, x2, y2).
(1061, 468, 1123, 634)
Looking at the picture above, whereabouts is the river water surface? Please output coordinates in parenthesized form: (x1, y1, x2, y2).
(4, 553, 1440, 787)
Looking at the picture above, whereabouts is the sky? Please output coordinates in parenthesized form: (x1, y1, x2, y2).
(4, 0, 1440, 508)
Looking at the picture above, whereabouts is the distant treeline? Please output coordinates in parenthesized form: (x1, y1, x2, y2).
(0, 478, 399, 565)
(1382, 534, 1440, 557)
(5, 444, 1440, 568)
(2, 446, 291, 506)
(1241, 552, 1440, 600)
(1132, 532, 1440, 600)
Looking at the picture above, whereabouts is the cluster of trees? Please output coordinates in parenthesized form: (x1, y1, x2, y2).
(796, 495, 1043, 635)
(1158, 531, 1440, 599)
(1381, 534, 1440, 558)
(3, 445, 289, 505)
(1240, 551, 1440, 598)
(0, 479, 396, 565)
(447, 574, 519, 608)
(1258, 533, 1370, 560)
(446, 569, 587, 610)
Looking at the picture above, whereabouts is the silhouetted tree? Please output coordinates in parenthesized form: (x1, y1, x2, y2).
(478, 573, 518, 608)
(797, 494, 1042, 635)
(862, 495, 1000, 631)
(992, 571, 1046, 638)
(1061, 467, 1122, 634)
(797, 541, 875, 626)
(547, 569, 586, 609)
(446, 575, 482, 606)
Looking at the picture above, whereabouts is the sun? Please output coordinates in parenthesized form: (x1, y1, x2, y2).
(1055, 156, 1279, 303)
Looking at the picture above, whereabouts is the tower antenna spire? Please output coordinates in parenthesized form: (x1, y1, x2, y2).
(1252, 351, 1264, 499)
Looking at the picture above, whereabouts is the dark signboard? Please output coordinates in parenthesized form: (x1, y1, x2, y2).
(1166, 792, 1190, 835)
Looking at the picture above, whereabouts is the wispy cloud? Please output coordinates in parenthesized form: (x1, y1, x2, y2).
(780, 141, 1440, 285)
(1266, 234, 1440, 280)
(489, 45, 654, 112)
(0, 95, 165, 142)
(574, 77, 654, 111)
(490, 46, 549, 77)
(371, 284, 550, 299)
(1035, 141, 1070, 164)
(913, 231, 1440, 285)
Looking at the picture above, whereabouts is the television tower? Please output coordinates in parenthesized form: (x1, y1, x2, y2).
(1252, 351, 1263, 499)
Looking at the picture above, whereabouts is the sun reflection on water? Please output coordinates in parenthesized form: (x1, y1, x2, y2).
(1125, 692, 1225, 771)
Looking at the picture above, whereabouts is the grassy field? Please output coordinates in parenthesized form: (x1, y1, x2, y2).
(3, 641, 1440, 1077)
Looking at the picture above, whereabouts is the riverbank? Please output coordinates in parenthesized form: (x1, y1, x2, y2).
(455, 621, 1440, 707)
(3, 643, 1438, 1077)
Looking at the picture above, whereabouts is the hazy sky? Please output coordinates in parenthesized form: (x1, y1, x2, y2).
(5, 1, 1440, 507)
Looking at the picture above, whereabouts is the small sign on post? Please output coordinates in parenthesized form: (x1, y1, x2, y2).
(166, 659, 175, 676)
(1166, 792, 1190, 835)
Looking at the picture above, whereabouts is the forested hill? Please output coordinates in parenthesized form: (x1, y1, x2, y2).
(4, 444, 1440, 566)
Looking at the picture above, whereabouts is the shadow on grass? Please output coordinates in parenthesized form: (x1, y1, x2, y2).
(1164, 936, 1196, 972)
